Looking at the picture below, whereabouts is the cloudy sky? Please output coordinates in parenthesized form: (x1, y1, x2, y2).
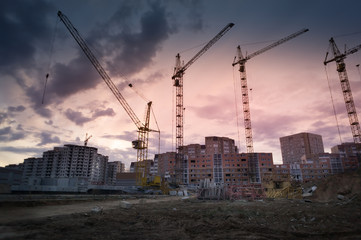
(1, 0, 361, 168)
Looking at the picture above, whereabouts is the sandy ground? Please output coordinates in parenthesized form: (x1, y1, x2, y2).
(0, 170, 360, 240)
(0, 195, 179, 223)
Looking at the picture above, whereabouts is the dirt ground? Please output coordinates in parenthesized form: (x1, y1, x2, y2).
(0, 170, 360, 240)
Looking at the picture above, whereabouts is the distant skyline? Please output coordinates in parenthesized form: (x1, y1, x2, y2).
(1, 0, 361, 168)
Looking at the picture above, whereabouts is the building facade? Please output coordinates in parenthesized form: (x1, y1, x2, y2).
(276, 151, 359, 183)
(280, 132, 324, 164)
(331, 142, 361, 159)
(18, 144, 122, 191)
(156, 136, 271, 186)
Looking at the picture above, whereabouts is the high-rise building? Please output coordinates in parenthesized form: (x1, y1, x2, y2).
(280, 132, 324, 164)
(22, 144, 109, 185)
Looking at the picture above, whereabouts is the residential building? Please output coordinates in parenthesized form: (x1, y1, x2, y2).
(280, 132, 324, 164)
(106, 161, 124, 185)
(278, 151, 359, 183)
(18, 144, 110, 191)
(331, 142, 361, 159)
(156, 152, 176, 179)
(156, 136, 270, 186)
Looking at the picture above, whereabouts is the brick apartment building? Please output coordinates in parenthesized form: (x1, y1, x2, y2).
(274, 152, 359, 183)
(156, 136, 273, 186)
(331, 142, 361, 158)
(157, 136, 360, 186)
(280, 132, 324, 164)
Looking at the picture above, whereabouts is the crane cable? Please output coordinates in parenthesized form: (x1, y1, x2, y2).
(172, 80, 175, 152)
(42, 16, 59, 104)
(324, 65, 343, 144)
(179, 40, 208, 54)
(151, 106, 161, 155)
(232, 63, 242, 151)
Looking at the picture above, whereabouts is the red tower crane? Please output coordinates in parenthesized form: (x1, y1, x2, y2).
(57, 11, 159, 185)
(232, 28, 308, 182)
(324, 38, 361, 143)
(172, 23, 234, 184)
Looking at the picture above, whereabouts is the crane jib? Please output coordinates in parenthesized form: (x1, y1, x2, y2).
(172, 22, 235, 79)
(57, 11, 144, 130)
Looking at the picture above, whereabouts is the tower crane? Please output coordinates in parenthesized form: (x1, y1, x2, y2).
(57, 11, 159, 186)
(84, 133, 92, 146)
(232, 28, 309, 183)
(324, 38, 361, 143)
(172, 23, 234, 184)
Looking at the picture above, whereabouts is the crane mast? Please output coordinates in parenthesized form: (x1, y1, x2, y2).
(324, 38, 361, 143)
(57, 11, 157, 185)
(232, 28, 308, 183)
(172, 23, 234, 185)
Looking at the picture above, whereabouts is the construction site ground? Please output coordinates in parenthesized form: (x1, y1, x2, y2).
(0, 170, 360, 240)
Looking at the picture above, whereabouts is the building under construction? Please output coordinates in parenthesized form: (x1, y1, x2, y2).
(156, 135, 360, 190)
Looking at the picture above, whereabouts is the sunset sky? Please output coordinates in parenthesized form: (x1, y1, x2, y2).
(1, 0, 361, 169)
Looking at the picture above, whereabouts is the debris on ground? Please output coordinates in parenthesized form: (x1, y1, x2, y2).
(0, 170, 360, 239)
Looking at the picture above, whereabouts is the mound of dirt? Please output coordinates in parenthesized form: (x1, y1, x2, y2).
(308, 169, 361, 202)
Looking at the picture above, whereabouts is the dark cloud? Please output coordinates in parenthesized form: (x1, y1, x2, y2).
(0, 146, 46, 155)
(182, 0, 204, 32)
(0, 0, 56, 119)
(8, 105, 25, 113)
(0, 0, 176, 121)
(0, 112, 8, 124)
(0, 127, 11, 136)
(0, 126, 26, 142)
(37, 132, 60, 146)
(37, 1, 176, 113)
(65, 107, 117, 126)
(92, 1, 176, 77)
(0, 0, 54, 73)
(64, 109, 92, 126)
(92, 108, 116, 118)
(48, 57, 100, 98)
(24, 85, 54, 118)
(9, 132, 26, 141)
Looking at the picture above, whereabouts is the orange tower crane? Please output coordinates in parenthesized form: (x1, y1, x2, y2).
(58, 11, 159, 186)
(172, 23, 234, 184)
(232, 28, 309, 182)
(324, 38, 361, 143)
